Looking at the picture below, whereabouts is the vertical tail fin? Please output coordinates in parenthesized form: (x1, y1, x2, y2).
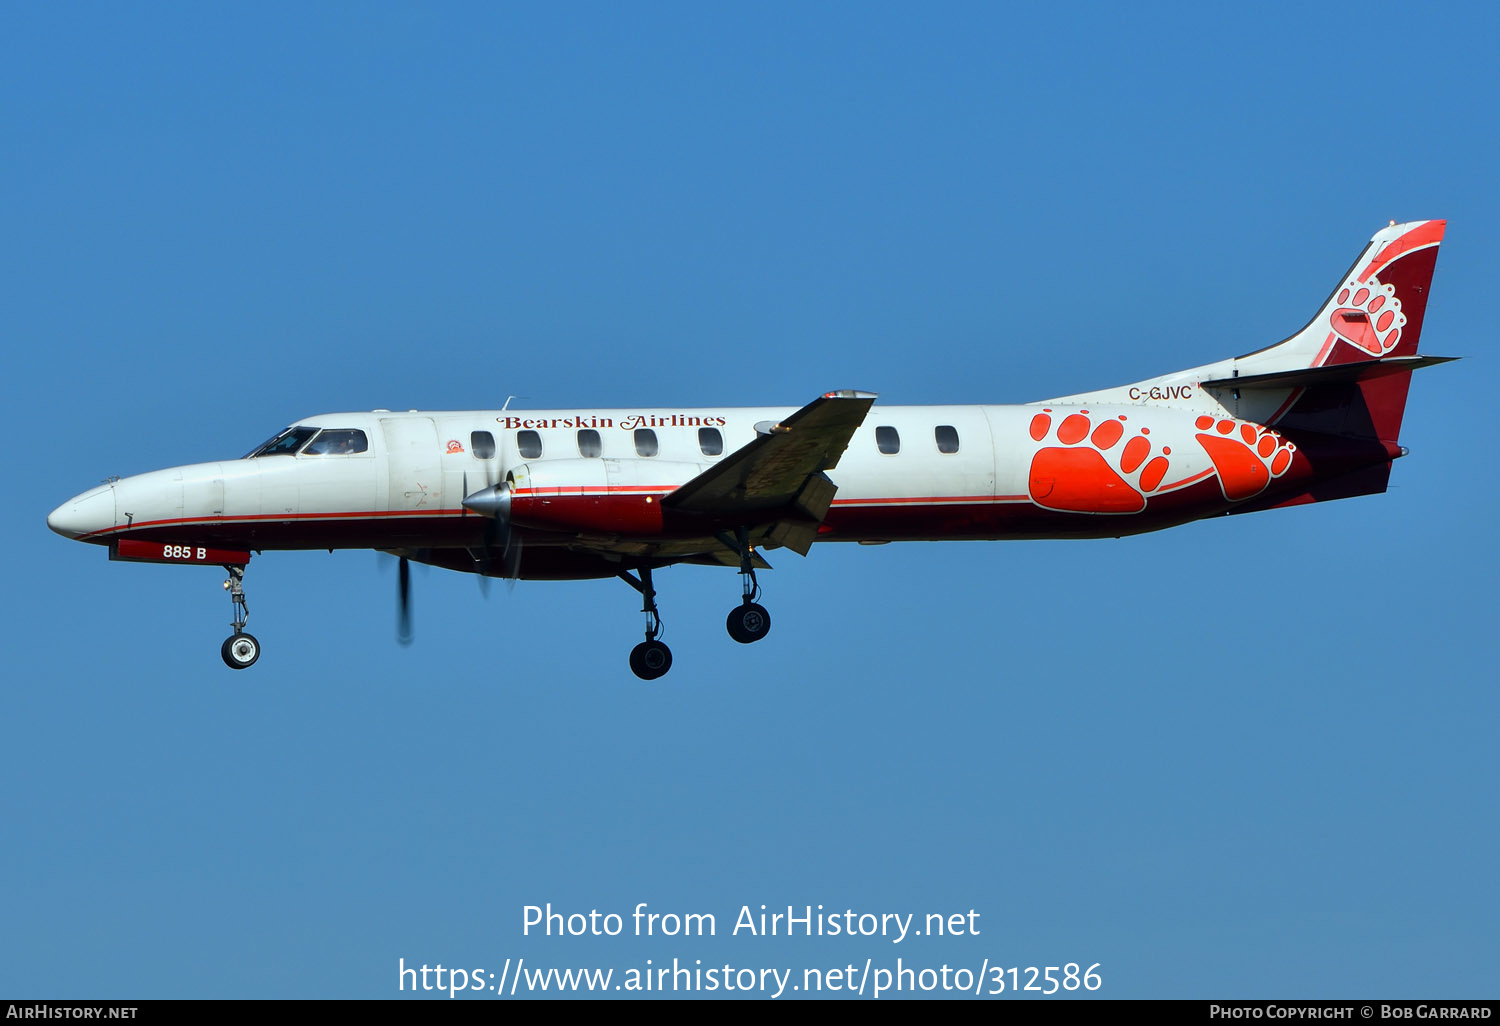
(1242, 220, 1446, 444)
(1048, 219, 1448, 448)
(1241, 219, 1444, 374)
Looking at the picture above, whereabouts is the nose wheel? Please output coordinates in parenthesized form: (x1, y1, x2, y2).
(618, 566, 672, 680)
(219, 564, 261, 670)
(221, 632, 260, 669)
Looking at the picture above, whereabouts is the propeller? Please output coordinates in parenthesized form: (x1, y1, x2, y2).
(502, 529, 523, 589)
(396, 556, 413, 646)
(383, 462, 516, 646)
(463, 474, 523, 587)
(378, 550, 417, 645)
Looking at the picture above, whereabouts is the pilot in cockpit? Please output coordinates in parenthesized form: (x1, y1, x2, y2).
(305, 429, 366, 455)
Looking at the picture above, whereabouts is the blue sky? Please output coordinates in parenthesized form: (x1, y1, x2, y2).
(3, 1, 1495, 999)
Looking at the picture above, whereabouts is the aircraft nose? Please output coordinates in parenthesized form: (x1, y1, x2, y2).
(47, 484, 116, 540)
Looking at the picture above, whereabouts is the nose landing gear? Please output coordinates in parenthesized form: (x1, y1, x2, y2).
(219, 564, 260, 670)
(619, 566, 672, 681)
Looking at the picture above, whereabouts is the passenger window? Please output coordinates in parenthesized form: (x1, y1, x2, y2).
(876, 426, 900, 455)
(301, 429, 368, 455)
(517, 430, 543, 459)
(698, 427, 724, 456)
(577, 429, 602, 458)
(634, 428, 659, 457)
(935, 425, 960, 454)
(471, 431, 496, 459)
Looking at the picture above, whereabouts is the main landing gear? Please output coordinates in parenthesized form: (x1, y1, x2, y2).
(619, 566, 672, 681)
(617, 531, 772, 681)
(219, 564, 260, 670)
(725, 527, 771, 645)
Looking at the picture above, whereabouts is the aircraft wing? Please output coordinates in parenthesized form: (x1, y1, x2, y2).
(662, 391, 876, 552)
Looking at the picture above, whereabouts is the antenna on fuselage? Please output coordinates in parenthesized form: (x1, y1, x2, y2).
(501, 395, 528, 411)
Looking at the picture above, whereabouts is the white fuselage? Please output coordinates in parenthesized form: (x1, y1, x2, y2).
(48, 394, 1357, 575)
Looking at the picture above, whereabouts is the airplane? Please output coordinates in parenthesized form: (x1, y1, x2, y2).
(47, 219, 1452, 680)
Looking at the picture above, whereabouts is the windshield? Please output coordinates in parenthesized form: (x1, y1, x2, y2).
(244, 426, 319, 458)
(302, 429, 369, 455)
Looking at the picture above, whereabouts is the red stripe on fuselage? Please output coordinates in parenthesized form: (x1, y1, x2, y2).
(830, 494, 1026, 506)
(79, 507, 471, 541)
(85, 484, 1237, 545)
(83, 467, 1324, 552)
(511, 485, 663, 496)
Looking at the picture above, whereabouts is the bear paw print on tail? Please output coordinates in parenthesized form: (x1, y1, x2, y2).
(1329, 277, 1405, 356)
(1193, 417, 1295, 501)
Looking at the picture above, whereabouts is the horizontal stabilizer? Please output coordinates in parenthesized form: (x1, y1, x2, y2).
(1201, 355, 1457, 392)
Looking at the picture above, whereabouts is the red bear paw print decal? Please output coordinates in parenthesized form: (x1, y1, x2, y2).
(1027, 409, 1171, 513)
(1193, 417, 1295, 501)
(1329, 276, 1405, 356)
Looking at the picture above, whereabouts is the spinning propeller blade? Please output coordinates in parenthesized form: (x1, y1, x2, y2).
(462, 479, 522, 584)
(396, 556, 413, 646)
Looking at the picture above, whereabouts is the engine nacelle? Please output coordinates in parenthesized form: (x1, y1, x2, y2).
(506, 458, 705, 535)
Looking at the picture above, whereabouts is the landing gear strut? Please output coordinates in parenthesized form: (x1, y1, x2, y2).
(617, 536, 772, 679)
(619, 566, 671, 681)
(725, 526, 771, 645)
(219, 564, 260, 670)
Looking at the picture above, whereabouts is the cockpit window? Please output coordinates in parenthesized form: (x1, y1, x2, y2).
(245, 426, 319, 458)
(302, 429, 369, 455)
